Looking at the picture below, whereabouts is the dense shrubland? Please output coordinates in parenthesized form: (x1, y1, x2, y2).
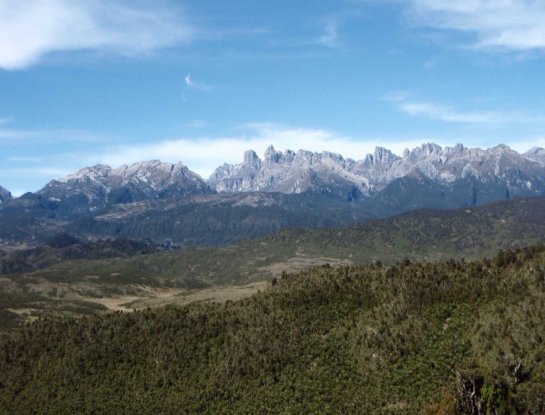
(1, 246, 545, 413)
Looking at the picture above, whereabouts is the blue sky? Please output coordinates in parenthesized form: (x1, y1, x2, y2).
(2, 0, 545, 195)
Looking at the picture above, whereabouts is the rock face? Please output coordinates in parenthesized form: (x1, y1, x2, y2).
(37, 160, 213, 213)
(209, 145, 370, 200)
(0, 186, 11, 206)
(209, 143, 545, 201)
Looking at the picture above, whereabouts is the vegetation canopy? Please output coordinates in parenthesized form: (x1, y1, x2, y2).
(1, 246, 545, 413)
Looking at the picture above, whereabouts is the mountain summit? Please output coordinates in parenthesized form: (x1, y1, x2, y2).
(37, 160, 213, 213)
(209, 143, 545, 200)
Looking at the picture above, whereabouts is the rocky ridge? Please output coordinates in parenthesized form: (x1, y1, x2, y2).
(2, 143, 545, 248)
(27, 143, 545, 207)
(37, 160, 213, 212)
(209, 143, 545, 199)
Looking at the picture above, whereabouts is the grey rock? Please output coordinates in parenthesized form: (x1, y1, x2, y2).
(209, 143, 545, 199)
(37, 160, 213, 213)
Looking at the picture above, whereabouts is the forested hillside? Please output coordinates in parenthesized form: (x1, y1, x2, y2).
(2, 197, 545, 333)
(1, 246, 544, 414)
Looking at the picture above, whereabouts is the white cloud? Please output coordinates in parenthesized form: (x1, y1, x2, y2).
(184, 74, 215, 92)
(0, 0, 193, 70)
(399, 102, 505, 124)
(387, 94, 545, 124)
(403, 0, 545, 51)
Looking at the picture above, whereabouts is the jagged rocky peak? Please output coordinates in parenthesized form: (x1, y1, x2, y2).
(111, 160, 202, 187)
(409, 142, 443, 158)
(443, 143, 465, 155)
(264, 145, 282, 164)
(365, 146, 400, 166)
(208, 142, 545, 199)
(243, 150, 261, 167)
(322, 151, 345, 164)
(0, 185, 12, 206)
(59, 165, 112, 184)
(208, 145, 365, 196)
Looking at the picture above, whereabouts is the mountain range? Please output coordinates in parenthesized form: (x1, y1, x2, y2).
(210, 143, 545, 198)
(2, 142, 545, 247)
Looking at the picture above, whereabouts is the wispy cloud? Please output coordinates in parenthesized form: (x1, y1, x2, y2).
(184, 74, 215, 92)
(317, 22, 340, 48)
(386, 93, 545, 124)
(0, 127, 110, 142)
(0, 0, 194, 70)
(402, 0, 545, 52)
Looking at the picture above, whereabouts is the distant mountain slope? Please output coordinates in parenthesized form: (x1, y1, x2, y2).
(524, 146, 545, 164)
(0, 186, 10, 206)
(36, 160, 213, 214)
(4, 197, 544, 302)
(272, 196, 545, 262)
(0, 234, 158, 275)
(0, 191, 375, 247)
(2, 246, 545, 413)
(67, 192, 373, 247)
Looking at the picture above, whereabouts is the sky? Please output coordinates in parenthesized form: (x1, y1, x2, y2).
(2, 0, 545, 195)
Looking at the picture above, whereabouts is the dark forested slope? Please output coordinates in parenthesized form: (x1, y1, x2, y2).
(1, 246, 545, 414)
